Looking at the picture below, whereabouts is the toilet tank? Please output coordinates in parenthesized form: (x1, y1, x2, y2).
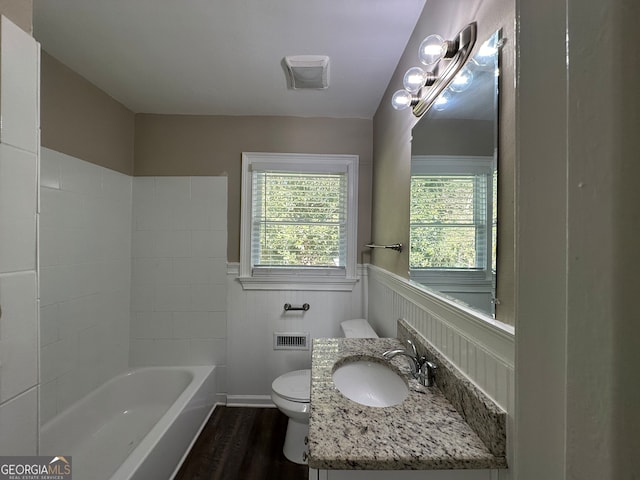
(340, 319, 379, 338)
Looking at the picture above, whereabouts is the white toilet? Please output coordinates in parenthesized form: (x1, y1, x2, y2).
(271, 319, 379, 464)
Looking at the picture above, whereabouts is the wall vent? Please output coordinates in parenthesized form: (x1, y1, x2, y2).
(273, 332, 310, 351)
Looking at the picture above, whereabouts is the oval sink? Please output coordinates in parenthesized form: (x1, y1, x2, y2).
(332, 360, 409, 407)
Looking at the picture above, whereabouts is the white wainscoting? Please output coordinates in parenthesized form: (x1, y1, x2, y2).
(367, 265, 514, 478)
(225, 264, 368, 405)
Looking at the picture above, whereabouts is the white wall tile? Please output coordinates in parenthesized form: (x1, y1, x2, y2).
(101, 167, 132, 202)
(172, 311, 225, 339)
(188, 339, 226, 365)
(0, 272, 38, 402)
(39, 379, 58, 425)
(173, 257, 215, 285)
(0, 17, 39, 153)
(191, 230, 227, 258)
(190, 284, 226, 312)
(154, 230, 191, 258)
(40, 337, 77, 384)
(155, 177, 190, 205)
(132, 230, 157, 258)
(39, 150, 61, 190)
(154, 285, 191, 312)
(39, 303, 60, 347)
(0, 388, 38, 455)
(131, 312, 173, 339)
(39, 150, 132, 421)
(0, 144, 37, 273)
(58, 152, 102, 195)
(130, 176, 228, 367)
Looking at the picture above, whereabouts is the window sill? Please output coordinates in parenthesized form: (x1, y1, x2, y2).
(237, 275, 359, 291)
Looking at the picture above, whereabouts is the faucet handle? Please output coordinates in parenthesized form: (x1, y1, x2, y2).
(406, 339, 418, 358)
(419, 360, 438, 387)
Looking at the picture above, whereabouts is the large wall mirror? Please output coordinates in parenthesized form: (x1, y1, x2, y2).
(410, 30, 501, 317)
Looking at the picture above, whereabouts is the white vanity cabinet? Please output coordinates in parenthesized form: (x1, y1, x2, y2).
(310, 468, 501, 479)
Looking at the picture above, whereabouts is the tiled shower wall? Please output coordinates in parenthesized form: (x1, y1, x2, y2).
(130, 176, 227, 367)
(39, 148, 132, 424)
(39, 155, 228, 422)
(0, 16, 40, 454)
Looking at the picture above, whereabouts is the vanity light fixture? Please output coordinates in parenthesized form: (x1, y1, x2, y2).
(391, 22, 477, 117)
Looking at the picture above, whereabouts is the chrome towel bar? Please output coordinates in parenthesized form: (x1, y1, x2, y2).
(284, 303, 310, 311)
(365, 243, 403, 252)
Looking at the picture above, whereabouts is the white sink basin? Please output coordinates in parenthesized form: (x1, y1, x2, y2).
(332, 360, 409, 407)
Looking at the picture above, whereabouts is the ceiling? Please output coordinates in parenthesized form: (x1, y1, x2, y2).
(33, 0, 427, 118)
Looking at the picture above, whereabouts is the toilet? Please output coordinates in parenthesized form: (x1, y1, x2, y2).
(271, 319, 379, 464)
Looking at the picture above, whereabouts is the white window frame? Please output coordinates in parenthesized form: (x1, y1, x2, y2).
(239, 152, 359, 291)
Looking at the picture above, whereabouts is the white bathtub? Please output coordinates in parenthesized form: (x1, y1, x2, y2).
(40, 366, 217, 480)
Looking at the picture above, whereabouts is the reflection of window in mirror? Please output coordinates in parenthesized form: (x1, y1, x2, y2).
(410, 156, 495, 272)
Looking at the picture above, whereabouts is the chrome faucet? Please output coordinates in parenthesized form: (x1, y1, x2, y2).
(383, 339, 437, 387)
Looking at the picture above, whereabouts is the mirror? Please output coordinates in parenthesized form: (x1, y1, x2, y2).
(410, 31, 501, 317)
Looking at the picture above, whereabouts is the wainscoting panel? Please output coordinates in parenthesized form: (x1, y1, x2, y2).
(367, 264, 514, 475)
(225, 264, 368, 400)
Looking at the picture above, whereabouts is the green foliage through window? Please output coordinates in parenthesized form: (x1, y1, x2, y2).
(252, 172, 347, 267)
(410, 174, 488, 269)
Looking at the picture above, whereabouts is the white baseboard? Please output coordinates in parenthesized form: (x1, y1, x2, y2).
(226, 395, 275, 408)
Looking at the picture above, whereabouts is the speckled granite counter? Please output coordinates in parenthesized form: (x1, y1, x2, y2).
(308, 337, 507, 470)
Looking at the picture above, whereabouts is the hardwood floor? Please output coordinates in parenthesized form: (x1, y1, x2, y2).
(175, 406, 309, 480)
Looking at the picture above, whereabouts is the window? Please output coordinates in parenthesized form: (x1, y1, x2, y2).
(410, 156, 495, 278)
(240, 153, 358, 290)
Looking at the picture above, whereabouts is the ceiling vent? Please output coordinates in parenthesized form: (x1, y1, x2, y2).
(284, 55, 329, 90)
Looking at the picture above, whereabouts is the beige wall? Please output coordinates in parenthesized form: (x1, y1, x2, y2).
(371, 0, 515, 324)
(40, 51, 135, 175)
(412, 118, 494, 156)
(134, 114, 373, 263)
(0, 0, 32, 33)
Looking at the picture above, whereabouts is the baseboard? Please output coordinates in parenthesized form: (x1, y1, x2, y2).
(226, 395, 275, 407)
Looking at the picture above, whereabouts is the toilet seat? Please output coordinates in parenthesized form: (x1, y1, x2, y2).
(271, 369, 310, 403)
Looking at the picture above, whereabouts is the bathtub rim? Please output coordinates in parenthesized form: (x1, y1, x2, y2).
(111, 365, 217, 480)
(40, 365, 217, 480)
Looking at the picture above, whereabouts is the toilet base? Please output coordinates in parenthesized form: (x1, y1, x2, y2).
(282, 417, 309, 464)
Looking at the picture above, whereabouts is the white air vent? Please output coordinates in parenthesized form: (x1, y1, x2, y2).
(274, 332, 310, 350)
(284, 55, 329, 89)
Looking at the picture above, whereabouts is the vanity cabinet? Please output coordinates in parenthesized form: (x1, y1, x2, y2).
(310, 468, 501, 479)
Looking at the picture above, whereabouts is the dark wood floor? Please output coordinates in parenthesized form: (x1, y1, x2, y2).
(175, 406, 309, 480)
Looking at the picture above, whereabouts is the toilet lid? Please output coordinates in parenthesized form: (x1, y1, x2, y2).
(272, 369, 311, 402)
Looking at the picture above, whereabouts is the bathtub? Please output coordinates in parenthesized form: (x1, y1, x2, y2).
(40, 366, 217, 480)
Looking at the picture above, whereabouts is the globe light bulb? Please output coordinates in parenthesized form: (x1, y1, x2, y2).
(419, 34, 445, 66)
(403, 67, 427, 94)
(391, 89, 414, 110)
(473, 34, 498, 67)
(448, 66, 474, 93)
(433, 90, 451, 111)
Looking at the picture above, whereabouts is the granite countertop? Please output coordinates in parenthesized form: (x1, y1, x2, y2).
(308, 337, 508, 470)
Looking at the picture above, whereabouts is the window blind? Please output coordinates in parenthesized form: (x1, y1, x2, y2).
(251, 171, 348, 268)
(410, 174, 488, 269)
